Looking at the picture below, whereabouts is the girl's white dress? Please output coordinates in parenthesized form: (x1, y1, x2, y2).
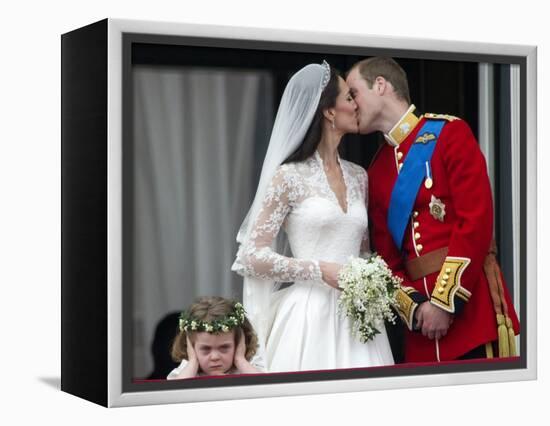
(167, 353, 266, 379)
(233, 151, 394, 372)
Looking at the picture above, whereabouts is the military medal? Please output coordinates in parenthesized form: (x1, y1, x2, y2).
(415, 132, 436, 144)
(429, 195, 446, 222)
(424, 161, 433, 189)
(425, 177, 433, 189)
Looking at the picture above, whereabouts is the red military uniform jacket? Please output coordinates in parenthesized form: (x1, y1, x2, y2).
(368, 106, 520, 362)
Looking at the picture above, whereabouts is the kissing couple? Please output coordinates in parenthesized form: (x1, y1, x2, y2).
(232, 57, 520, 372)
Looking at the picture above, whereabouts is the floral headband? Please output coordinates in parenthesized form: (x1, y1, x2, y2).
(178, 302, 246, 333)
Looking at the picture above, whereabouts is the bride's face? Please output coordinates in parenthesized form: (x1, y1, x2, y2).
(331, 77, 359, 134)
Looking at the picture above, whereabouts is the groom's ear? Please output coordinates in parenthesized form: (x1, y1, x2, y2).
(374, 76, 391, 96)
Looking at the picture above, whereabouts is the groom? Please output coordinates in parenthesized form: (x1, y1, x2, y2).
(346, 57, 519, 362)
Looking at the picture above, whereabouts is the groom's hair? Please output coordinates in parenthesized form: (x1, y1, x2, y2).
(350, 57, 411, 104)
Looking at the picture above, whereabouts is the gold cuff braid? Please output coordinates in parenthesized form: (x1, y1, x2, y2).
(395, 287, 419, 331)
(430, 257, 471, 313)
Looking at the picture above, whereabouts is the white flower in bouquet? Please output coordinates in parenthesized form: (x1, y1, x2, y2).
(337, 253, 402, 343)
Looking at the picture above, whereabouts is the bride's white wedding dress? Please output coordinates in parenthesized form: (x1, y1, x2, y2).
(232, 150, 394, 372)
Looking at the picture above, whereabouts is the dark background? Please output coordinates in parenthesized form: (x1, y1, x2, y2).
(133, 43, 480, 172)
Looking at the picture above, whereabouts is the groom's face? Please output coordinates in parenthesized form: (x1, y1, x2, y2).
(346, 68, 381, 135)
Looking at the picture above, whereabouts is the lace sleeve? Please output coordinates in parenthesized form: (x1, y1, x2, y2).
(232, 165, 322, 282)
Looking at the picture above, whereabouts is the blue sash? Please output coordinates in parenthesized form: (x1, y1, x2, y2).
(387, 119, 445, 250)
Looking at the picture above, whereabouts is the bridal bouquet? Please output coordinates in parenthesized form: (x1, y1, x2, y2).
(337, 254, 402, 343)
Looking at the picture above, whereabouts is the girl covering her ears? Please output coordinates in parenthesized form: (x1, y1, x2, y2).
(167, 296, 266, 379)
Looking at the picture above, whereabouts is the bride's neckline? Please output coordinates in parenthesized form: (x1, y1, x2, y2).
(313, 150, 349, 214)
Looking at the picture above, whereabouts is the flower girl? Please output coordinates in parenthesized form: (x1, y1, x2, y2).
(167, 296, 265, 379)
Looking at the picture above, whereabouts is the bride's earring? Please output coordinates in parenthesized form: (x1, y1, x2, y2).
(331, 119, 335, 130)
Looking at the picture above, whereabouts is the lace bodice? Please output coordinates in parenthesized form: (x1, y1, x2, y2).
(232, 151, 370, 282)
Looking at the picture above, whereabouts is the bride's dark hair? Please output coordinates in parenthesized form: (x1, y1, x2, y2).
(283, 66, 341, 164)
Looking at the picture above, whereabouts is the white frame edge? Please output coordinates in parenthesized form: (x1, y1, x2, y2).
(525, 47, 537, 375)
(107, 19, 124, 407)
(106, 18, 537, 407)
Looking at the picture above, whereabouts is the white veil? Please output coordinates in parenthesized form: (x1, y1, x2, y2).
(233, 61, 331, 350)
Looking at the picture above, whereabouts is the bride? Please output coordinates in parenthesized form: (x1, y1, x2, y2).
(232, 61, 394, 372)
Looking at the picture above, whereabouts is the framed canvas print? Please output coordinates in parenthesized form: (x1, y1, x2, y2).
(61, 18, 537, 407)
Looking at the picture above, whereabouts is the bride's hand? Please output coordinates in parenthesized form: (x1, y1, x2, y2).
(319, 261, 343, 290)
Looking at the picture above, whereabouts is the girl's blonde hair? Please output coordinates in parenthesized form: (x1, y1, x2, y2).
(170, 296, 258, 362)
